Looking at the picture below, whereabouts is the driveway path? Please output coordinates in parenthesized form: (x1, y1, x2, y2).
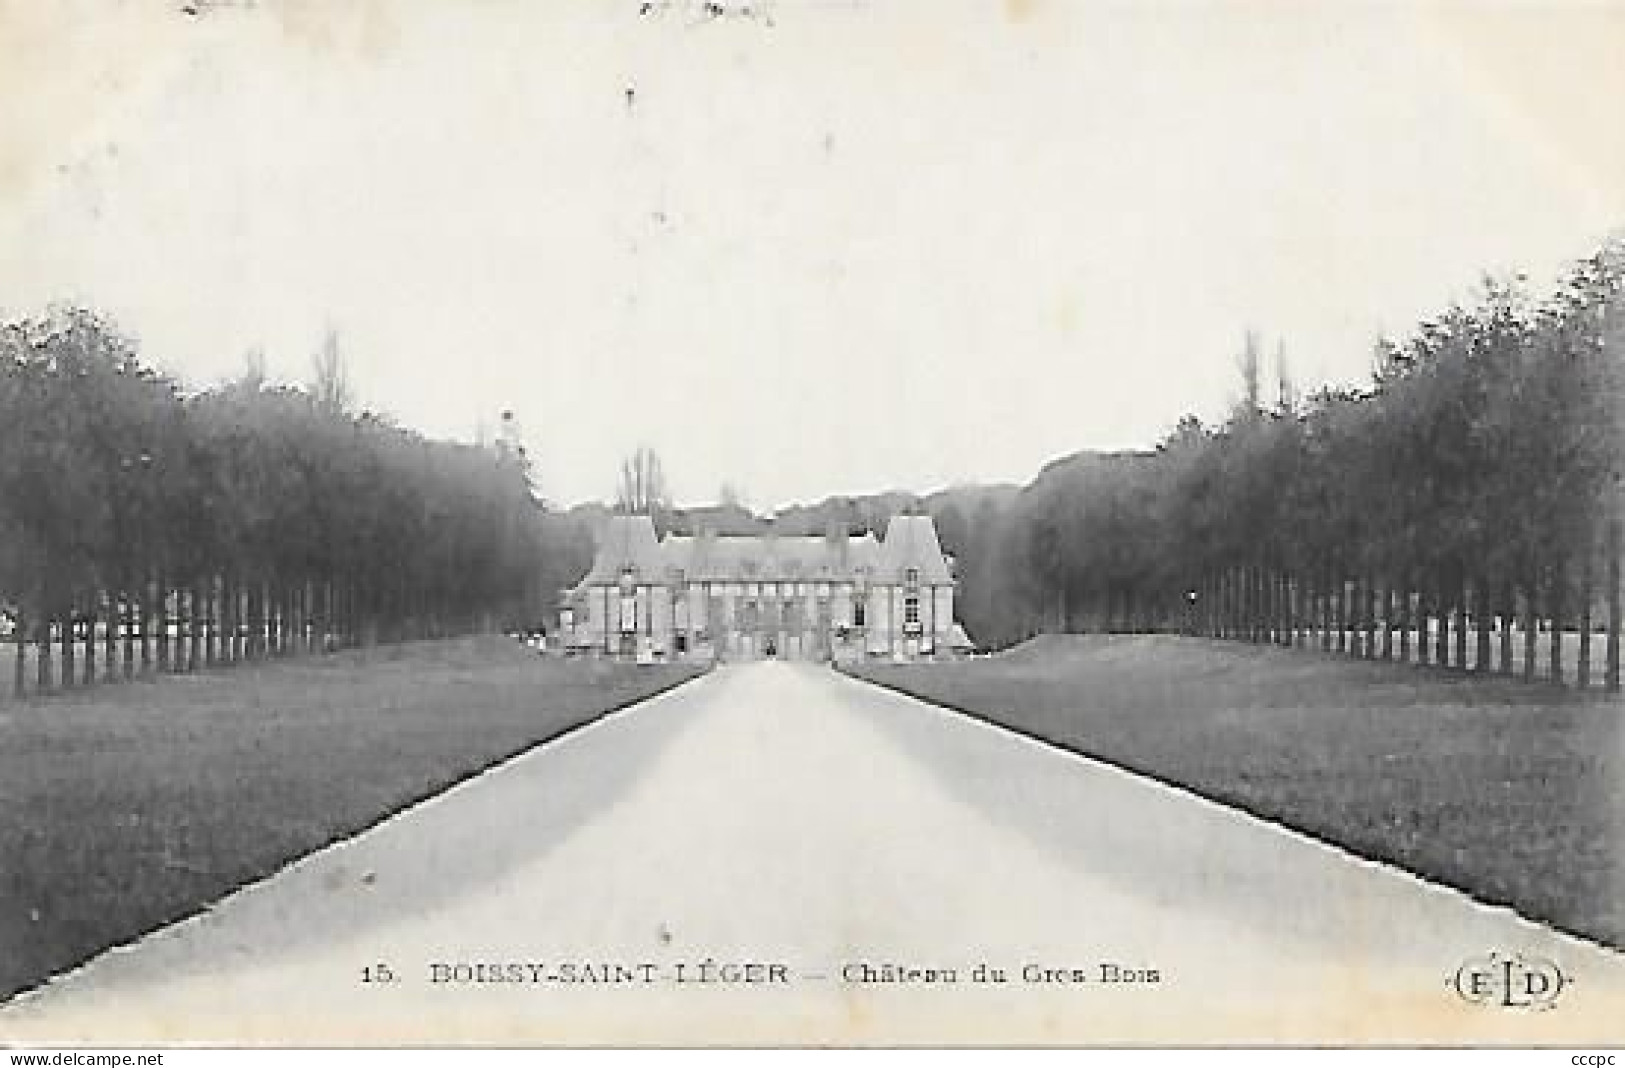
(3, 662, 1620, 1044)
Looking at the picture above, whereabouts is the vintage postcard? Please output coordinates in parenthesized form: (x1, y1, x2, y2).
(1, 0, 1622, 1049)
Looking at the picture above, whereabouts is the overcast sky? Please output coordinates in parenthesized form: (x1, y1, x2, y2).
(3, 1, 1622, 509)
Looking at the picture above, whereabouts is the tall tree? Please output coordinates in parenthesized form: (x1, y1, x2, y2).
(310, 326, 352, 417)
(616, 444, 670, 520)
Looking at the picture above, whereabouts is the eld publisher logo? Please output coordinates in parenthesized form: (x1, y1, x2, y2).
(1451, 951, 1568, 1011)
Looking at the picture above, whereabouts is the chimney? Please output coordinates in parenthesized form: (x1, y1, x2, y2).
(824, 518, 847, 567)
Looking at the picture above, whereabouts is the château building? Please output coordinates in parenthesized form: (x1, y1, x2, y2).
(558, 513, 970, 663)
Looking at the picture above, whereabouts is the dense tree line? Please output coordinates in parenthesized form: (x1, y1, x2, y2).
(0, 307, 549, 696)
(950, 239, 1624, 687)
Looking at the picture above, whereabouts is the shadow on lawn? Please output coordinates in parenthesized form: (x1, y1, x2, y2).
(3, 653, 708, 1001)
(836, 645, 1625, 963)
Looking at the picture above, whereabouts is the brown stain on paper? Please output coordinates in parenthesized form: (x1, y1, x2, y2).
(0, 4, 184, 207)
(1003, 0, 1039, 24)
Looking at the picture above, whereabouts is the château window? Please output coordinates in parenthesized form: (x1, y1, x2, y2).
(905, 567, 919, 588)
(904, 595, 920, 626)
(852, 598, 866, 628)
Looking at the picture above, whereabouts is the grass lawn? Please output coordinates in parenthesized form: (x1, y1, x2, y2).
(0, 638, 700, 1002)
(849, 635, 1625, 949)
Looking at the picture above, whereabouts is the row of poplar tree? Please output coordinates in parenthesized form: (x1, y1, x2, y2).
(0, 307, 545, 697)
(962, 238, 1623, 688)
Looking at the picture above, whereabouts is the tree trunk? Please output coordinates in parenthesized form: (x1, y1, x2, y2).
(1474, 576, 1491, 673)
(1451, 573, 1467, 669)
(1578, 547, 1593, 690)
(1348, 573, 1362, 656)
(103, 590, 117, 683)
(256, 580, 269, 659)
(1449, 578, 1461, 667)
(271, 582, 285, 656)
(223, 576, 233, 661)
(188, 581, 202, 671)
(242, 580, 255, 660)
(1318, 574, 1331, 652)
(1498, 578, 1514, 676)
(1278, 570, 1290, 646)
(1230, 570, 1240, 641)
(139, 572, 153, 676)
(155, 569, 170, 673)
(1434, 575, 1449, 668)
(61, 590, 76, 687)
(83, 596, 98, 685)
(1549, 556, 1565, 687)
(1522, 571, 1538, 683)
(1260, 566, 1271, 644)
(234, 575, 246, 661)
(1382, 582, 1395, 660)
(1364, 572, 1378, 659)
(1334, 577, 1347, 654)
(1239, 568, 1248, 641)
(13, 606, 27, 698)
(35, 605, 52, 693)
(1242, 566, 1253, 643)
(203, 576, 217, 668)
(1608, 517, 1621, 693)
(1417, 583, 1432, 667)
(1254, 568, 1264, 643)
(267, 580, 278, 657)
(324, 578, 336, 652)
(1399, 580, 1412, 664)
(121, 576, 135, 681)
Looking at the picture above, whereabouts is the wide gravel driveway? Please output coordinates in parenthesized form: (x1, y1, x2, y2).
(4, 661, 1620, 1044)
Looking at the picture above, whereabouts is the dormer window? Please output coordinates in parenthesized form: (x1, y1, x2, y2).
(905, 567, 920, 588)
(619, 565, 636, 591)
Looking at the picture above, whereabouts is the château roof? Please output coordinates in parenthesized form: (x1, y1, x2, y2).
(660, 532, 883, 581)
(877, 515, 953, 584)
(578, 514, 666, 584)
(570, 513, 951, 594)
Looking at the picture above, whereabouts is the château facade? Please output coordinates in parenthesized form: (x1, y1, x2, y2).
(559, 514, 971, 663)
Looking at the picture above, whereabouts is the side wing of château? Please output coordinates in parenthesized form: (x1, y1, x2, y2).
(558, 514, 972, 663)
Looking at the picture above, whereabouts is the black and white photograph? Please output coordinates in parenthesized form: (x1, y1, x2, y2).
(1, 0, 1622, 1050)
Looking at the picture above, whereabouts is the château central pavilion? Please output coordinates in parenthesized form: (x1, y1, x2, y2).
(559, 514, 971, 663)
